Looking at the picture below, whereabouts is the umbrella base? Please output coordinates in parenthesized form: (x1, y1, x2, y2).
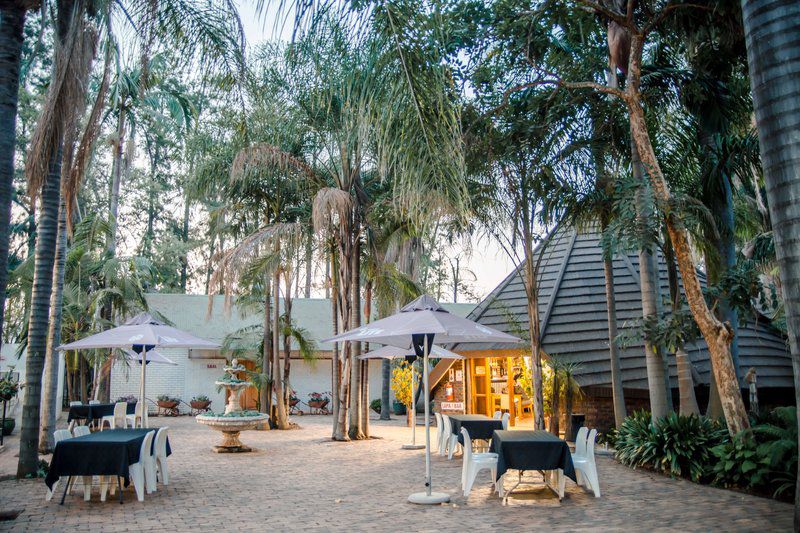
(408, 491, 450, 505)
(401, 444, 425, 450)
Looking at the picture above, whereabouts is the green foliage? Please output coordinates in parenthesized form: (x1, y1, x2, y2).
(614, 410, 729, 482)
(711, 407, 797, 499)
(370, 398, 382, 413)
(192, 395, 210, 402)
(157, 394, 180, 403)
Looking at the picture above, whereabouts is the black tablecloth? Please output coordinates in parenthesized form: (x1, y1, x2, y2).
(67, 403, 136, 423)
(45, 429, 171, 490)
(448, 414, 504, 443)
(490, 430, 576, 482)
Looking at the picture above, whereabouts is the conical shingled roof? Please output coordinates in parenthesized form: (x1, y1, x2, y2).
(464, 225, 792, 390)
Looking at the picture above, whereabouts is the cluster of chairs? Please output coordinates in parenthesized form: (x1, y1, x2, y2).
(50, 425, 171, 503)
(433, 411, 601, 499)
(68, 400, 146, 431)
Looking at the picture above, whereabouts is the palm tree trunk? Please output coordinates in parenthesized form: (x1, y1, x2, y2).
(272, 268, 289, 429)
(330, 257, 340, 434)
(261, 276, 272, 417)
(602, 253, 627, 427)
(360, 279, 372, 435)
(0, 5, 26, 349)
(625, 32, 748, 434)
(304, 230, 312, 298)
(740, 1, 800, 525)
(79, 354, 86, 403)
(522, 214, 545, 430)
(38, 196, 67, 453)
(107, 108, 125, 256)
(282, 272, 293, 415)
(632, 134, 669, 420)
(348, 235, 364, 440)
(549, 368, 560, 436)
(380, 359, 391, 420)
(18, 147, 62, 478)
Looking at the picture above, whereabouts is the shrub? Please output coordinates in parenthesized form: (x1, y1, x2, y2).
(157, 394, 180, 403)
(711, 406, 797, 499)
(192, 395, 210, 403)
(614, 410, 729, 481)
(116, 395, 137, 404)
(370, 399, 381, 413)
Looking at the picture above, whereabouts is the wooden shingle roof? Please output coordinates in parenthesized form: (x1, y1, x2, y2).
(463, 225, 792, 390)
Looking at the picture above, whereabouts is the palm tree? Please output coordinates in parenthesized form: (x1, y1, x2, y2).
(0, 1, 38, 349)
(740, 0, 800, 525)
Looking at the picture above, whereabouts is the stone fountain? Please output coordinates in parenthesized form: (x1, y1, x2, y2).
(196, 359, 269, 453)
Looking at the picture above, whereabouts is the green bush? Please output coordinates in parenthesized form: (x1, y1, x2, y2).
(370, 399, 382, 413)
(614, 410, 729, 482)
(711, 406, 797, 499)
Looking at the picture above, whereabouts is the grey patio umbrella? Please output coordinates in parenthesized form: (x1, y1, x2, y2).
(325, 295, 520, 505)
(58, 312, 219, 426)
(359, 344, 464, 450)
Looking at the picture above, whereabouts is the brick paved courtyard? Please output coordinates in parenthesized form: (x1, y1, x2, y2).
(0, 415, 793, 531)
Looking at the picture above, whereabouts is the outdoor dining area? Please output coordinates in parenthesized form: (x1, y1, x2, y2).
(41, 312, 218, 505)
(435, 411, 600, 502)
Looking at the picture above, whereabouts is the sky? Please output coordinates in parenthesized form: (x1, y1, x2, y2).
(233, 1, 517, 302)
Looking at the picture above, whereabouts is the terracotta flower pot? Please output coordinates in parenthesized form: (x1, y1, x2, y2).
(158, 400, 179, 409)
(190, 400, 211, 410)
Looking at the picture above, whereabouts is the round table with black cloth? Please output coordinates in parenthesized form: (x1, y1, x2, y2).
(67, 403, 136, 424)
(45, 428, 171, 491)
(489, 429, 576, 482)
(447, 414, 504, 444)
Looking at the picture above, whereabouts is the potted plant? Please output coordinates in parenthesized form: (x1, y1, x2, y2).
(0, 374, 19, 436)
(157, 395, 180, 409)
(190, 395, 211, 410)
(307, 392, 329, 409)
(289, 390, 300, 407)
(391, 361, 412, 423)
(116, 394, 137, 405)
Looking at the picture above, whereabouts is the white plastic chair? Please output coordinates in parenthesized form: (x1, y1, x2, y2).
(574, 426, 588, 450)
(100, 402, 128, 431)
(572, 428, 600, 497)
(492, 410, 502, 419)
(460, 428, 498, 497)
(445, 417, 462, 460)
(88, 400, 100, 405)
(128, 401, 147, 428)
(154, 427, 170, 486)
(128, 430, 156, 501)
(73, 425, 91, 437)
(501, 412, 510, 430)
(438, 415, 450, 457)
(54, 429, 72, 443)
(434, 413, 443, 454)
(69, 401, 82, 407)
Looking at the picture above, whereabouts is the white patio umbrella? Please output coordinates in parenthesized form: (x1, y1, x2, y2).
(58, 312, 219, 427)
(359, 344, 464, 450)
(325, 295, 520, 505)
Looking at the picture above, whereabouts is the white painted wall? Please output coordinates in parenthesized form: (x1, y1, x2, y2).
(110, 354, 389, 414)
(0, 343, 66, 425)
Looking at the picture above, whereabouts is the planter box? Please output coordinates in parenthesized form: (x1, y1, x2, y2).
(191, 401, 211, 410)
(393, 402, 406, 416)
(158, 401, 179, 409)
(308, 399, 329, 409)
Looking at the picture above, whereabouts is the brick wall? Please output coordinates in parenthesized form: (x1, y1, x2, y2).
(570, 387, 650, 432)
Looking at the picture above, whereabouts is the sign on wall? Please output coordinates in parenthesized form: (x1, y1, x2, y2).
(441, 402, 464, 411)
(455, 370, 463, 382)
(475, 366, 486, 375)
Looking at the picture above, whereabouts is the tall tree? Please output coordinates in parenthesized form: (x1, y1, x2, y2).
(740, 0, 800, 525)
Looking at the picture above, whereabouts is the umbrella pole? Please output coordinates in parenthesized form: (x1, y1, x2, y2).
(139, 348, 147, 428)
(402, 361, 424, 450)
(408, 335, 449, 505)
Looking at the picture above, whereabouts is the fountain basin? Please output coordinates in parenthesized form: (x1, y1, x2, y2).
(196, 412, 270, 453)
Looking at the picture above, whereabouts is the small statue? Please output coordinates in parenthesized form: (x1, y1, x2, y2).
(745, 367, 758, 414)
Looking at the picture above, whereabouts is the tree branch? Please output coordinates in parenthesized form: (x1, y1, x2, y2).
(573, 0, 638, 33)
(643, 3, 714, 34)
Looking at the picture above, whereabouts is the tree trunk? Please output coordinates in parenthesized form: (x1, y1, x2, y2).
(333, 232, 352, 441)
(625, 33, 748, 435)
(360, 279, 372, 435)
(282, 272, 293, 416)
(330, 260, 340, 436)
(107, 108, 125, 256)
(304, 230, 312, 298)
(39, 196, 67, 453)
(180, 182, 191, 292)
(664, 235, 700, 416)
(261, 276, 272, 417)
(632, 133, 669, 420)
(522, 217, 545, 430)
(549, 369, 560, 436)
(79, 354, 87, 403)
(602, 253, 627, 427)
(272, 268, 289, 429)
(0, 5, 26, 349)
(564, 380, 574, 439)
(348, 235, 364, 440)
(380, 359, 391, 420)
(740, 0, 800, 525)
(18, 147, 62, 478)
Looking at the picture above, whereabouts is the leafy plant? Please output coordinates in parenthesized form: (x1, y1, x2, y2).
(192, 395, 210, 402)
(0, 377, 19, 400)
(116, 395, 137, 404)
(711, 406, 797, 499)
(390, 361, 413, 408)
(370, 399, 381, 413)
(157, 395, 180, 403)
(615, 410, 729, 482)
(308, 392, 328, 402)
